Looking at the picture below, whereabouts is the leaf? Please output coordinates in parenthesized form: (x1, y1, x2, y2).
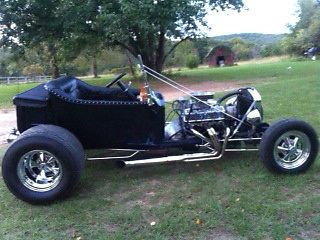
(195, 218, 201, 225)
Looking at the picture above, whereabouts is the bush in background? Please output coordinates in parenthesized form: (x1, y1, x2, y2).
(22, 64, 45, 76)
(186, 54, 199, 69)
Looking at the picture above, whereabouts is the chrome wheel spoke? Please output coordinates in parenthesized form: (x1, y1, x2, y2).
(293, 137, 299, 147)
(27, 158, 39, 170)
(47, 156, 55, 164)
(46, 167, 60, 176)
(277, 146, 289, 155)
(36, 170, 46, 183)
(17, 150, 63, 192)
(294, 149, 303, 157)
(283, 152, 292, 162)
(284, 138, 291, 147)
(273, 131, 311, 170)
(39, 152, 45, 162)
(277, 146, 289, 151)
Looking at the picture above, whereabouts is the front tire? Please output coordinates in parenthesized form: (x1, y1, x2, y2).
(1, 125, 85, 204)
(259, 119, 319, 174)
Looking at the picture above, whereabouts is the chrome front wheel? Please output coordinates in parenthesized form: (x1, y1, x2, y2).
(273, 131, 311, 170)
(17, 150, 63, 192)
(260, 119, 319, 174)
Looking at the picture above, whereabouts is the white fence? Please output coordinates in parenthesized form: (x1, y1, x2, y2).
(0, 76, 53, 84)
(0, 76, 52, 84)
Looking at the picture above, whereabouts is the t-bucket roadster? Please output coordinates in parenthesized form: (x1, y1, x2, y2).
(1, 56, 319, 204)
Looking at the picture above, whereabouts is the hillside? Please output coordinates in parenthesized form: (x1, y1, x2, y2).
(212, 33, 285, 45)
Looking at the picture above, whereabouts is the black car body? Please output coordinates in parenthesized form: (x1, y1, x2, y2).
(14, 77, 165, 149)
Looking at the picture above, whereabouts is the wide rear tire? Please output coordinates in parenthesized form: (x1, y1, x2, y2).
(1, 125, 85, 204)
(259, 119, 319, 174)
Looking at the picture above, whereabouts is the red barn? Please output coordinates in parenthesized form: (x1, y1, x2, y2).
(206, 46, 235, 67)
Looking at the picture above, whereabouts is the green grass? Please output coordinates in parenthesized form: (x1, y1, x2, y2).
(176, 59, 318, 81)
(0, 59, 319, 239)
(0, 83, 38, 109)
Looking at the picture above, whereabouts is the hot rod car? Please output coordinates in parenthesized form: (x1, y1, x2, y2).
(1, 56, 319, 204)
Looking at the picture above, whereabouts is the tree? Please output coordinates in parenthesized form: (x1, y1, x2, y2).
(99, 0, 244, 72)
(166, 40, 196, 67)
(0, 0, 67, 78)
(261, 43, 284, 57)
(194, 38, 210, 63)
(22, 64, 45, 77)
(283, 0, 320, 55)
(0, 0, 102, 78)
(0, 47, 12, 76)
(62, 0, 107, 78)
(229, 38, 253, 60)
(0, 0, 244, 75)
(294, 0, 317, 32)
(0, 46, 52, 76)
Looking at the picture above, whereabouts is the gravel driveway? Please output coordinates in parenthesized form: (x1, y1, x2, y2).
(0, 109, 16, 145)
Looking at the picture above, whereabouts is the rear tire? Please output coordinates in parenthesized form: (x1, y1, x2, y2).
(1, 125, 85, 204)
(259, 119, 319, 174)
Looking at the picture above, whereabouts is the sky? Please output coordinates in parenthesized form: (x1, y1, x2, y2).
(206, 0, 300, 36)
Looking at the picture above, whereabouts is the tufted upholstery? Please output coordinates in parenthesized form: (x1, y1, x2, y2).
(45, 76, 140, 104)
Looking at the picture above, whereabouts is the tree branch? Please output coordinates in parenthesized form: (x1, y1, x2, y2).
(163, 36, 191, 64)
(114, 40, 137, 56)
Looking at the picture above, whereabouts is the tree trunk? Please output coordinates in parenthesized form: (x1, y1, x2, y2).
(92, 55, 98, 78)
(51, 56, 60, 79)
(126, 50, 136, 77)
(141, 54, 155, 70)
(155, 31, 165, 73)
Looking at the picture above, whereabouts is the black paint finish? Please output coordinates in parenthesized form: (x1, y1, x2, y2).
(14, 76, 165, 149)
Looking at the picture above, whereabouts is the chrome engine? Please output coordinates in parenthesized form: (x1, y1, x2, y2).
(165, 91, 226, 141)
(178, 92, 225, 123)
(165, 88, 264, 142)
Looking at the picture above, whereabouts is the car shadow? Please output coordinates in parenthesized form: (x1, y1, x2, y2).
(74, 151, 261, 197)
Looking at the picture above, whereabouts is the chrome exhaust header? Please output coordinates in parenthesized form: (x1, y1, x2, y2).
(119, 128, 231, 167)
(207, 127, 221, 153)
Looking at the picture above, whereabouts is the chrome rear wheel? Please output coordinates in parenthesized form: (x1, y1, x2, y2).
(2, 125, 85, 204)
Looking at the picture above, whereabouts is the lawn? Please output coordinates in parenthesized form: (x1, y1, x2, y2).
(0, 59, 319, 239)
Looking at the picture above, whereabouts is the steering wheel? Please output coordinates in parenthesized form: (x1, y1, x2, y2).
(105, 73, 127, 88)
(217, 91, 240, 104)
(106, 73, 136, 100)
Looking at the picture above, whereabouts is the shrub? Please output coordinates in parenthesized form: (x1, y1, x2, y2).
(22, 64, 45, 76)
(186, 54, 199, 69)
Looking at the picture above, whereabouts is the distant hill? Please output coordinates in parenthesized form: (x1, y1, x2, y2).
(211, 33, 285, 45)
